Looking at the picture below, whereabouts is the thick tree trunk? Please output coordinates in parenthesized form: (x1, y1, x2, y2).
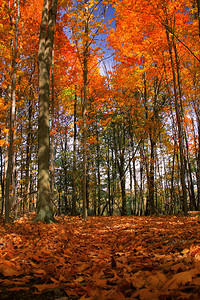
(36, 0, 57, 223)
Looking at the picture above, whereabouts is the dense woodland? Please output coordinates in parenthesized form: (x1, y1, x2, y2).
(0, 0, 200, 222)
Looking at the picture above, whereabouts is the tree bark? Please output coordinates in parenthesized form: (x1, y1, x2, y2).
(197, 122, 200, 209)
(50, 48, 55, 200)
(96, 126, 101, 216)
(5, 0, 20, 223)
(72, 88, 77, 215)
(36, 0, 57, 223)
(113, 124, 127, 216)
(165, 23, 188, 215)
(81, 2, 90, 219)
(106, 137, 112, 216)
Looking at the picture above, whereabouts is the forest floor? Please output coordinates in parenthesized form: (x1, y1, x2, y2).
(0, 214, 200, 300)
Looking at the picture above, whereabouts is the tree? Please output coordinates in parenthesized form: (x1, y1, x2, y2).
(4, 0, 20, 223)
(108, 0, 200, 215)
(67, 0, 108, 218)
(36, 0, 57, 223)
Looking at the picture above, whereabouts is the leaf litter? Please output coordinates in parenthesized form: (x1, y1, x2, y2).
(0, 214, 200, 299)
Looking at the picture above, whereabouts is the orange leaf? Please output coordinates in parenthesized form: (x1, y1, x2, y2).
(34, 283, 62, 293)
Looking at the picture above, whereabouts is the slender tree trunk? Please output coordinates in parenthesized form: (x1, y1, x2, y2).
(185, 131, 196, 210)
(143, 75, 155, 215)
(92, 158, 97, 216)
(173, 41, 188, 214)
(129, 130, 138, 214)
(0, 143, 4, 216)
(82, 78, 87, 218)
(25, 98, 32, 212)
(96, 126, 101, 216)
(72, 88, 77, 215)
(60, 134, 69, 214)
(170, 144, 176, 213)
(82, 7, 89, 218)
(165, 25, 188, 215)
(50, 48, 55, 199)
(129, 149, 133, 214)
(5, 0, 20, 223)
(133, 159, 138, 214)
(139, 147, 144, 216)
(119, 163, 126, 216)
(36, 0, 57, 223)
(106, 139, 112, 216)
(197, 122, 200, 209)
(111, 146, 115, 215)
(191, 89, 200, 210)
(149, 135, 155, 214)
(114, 124, 127, 216)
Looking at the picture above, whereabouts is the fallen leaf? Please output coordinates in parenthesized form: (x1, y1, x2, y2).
(34, 283, 62, 293)
(147, 271, 167, 289)
(162, 268, 198, 291)
(8, 287, 30, 292)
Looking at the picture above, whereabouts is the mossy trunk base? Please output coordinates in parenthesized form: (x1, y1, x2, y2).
(34, 206, 55, 223)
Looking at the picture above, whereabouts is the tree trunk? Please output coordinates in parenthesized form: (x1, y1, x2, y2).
(184, 130, 196, 210)
(165, 24, 188, 215)
(148, 134, 155, 215)
(36, 0, 57, 223)
(96, 126, 101, 216)
(82, 4, 89, 218)
(24, 97, 32, 212)
(114, 124, 127, 216)
(5, 0, 20, 223)
(50, 48, 55, 200)
(0, 141, 5, 216)
(106, 138, 112, 216)
(72, 88, 77, 215)
(128, 149, 133, 214)
(197, 122, 200, 209)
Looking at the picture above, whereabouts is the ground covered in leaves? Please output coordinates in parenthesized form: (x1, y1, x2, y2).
(0, 215, 200, 299)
